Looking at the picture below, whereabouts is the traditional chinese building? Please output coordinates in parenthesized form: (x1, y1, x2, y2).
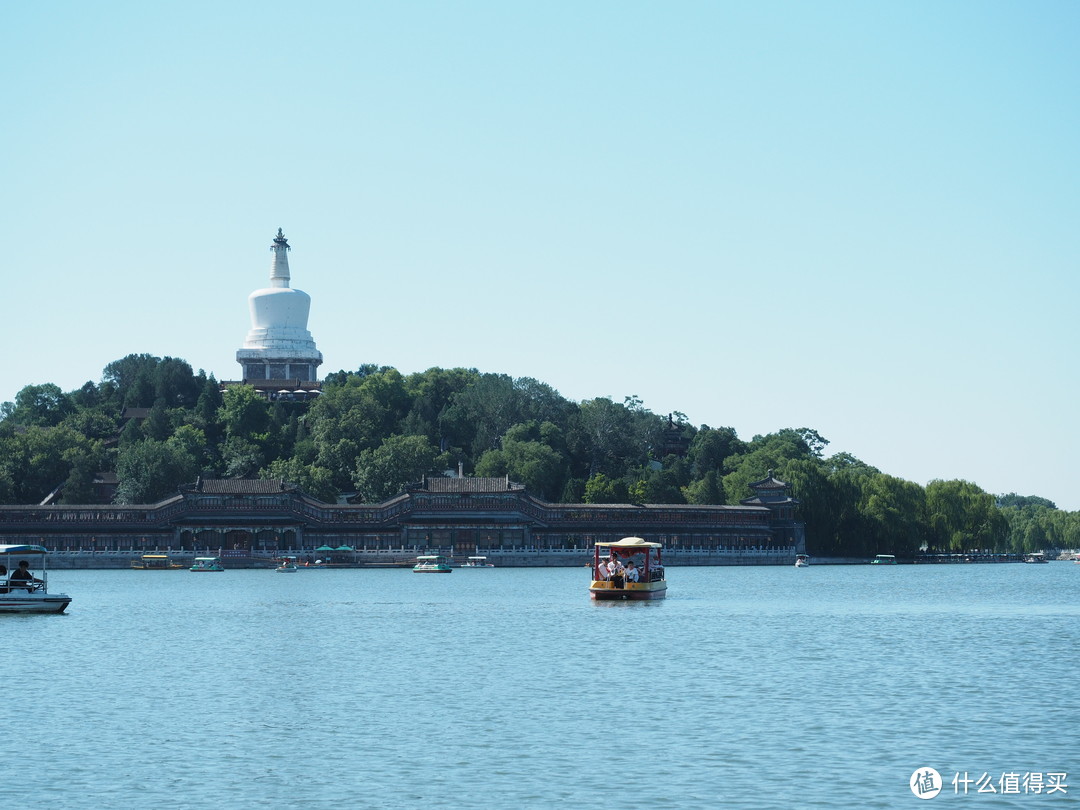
(740, 470, 805, 552)
(0, 475, 802, 564)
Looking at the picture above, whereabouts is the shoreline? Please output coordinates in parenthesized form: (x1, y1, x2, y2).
(45, 548, 799, 569)
(37, 550, 1057, 569)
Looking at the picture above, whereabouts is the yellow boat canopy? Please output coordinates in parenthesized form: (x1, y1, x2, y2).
(594, 537, 662, 549)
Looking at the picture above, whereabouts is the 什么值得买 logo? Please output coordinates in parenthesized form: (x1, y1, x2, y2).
(910, 767, 1068, 798)
(910, 768, 942, 799)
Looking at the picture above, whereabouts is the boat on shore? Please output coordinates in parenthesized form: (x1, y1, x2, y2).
(131, 554, 183, 570)
(413, 555, 452, 573)
(795, 554, 811, 567)
(589, 537, 667, 600)
(190, 557, 224, 572)
(460, 556, 494, 568)
(0, 544, 72, 614)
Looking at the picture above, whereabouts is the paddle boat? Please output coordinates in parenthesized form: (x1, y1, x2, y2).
(275, 556, 300, 573)
(131, 554, 184, 570)
(0, 544, 72, 614)
(795, 553, 811, 567)
(460, 556, 494, 568)
(413, 555, 452, 573)
(190, 556, 224, 572)
(871, 554, 897, 565)
(590, 537, 667, 600)
(1023, 552, 1049, 564)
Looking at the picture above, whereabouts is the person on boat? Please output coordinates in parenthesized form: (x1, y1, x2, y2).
(594, 560, 609, 581)
(606, 555, 625, 588)
(0, 564, 7, 594)
(9, 560, 43, 591)
(625, 561, 640, 583)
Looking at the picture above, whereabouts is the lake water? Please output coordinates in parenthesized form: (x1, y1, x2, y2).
(12, 562, 1079, 808)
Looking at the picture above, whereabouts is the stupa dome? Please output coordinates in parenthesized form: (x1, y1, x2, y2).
(236, 229, 322, 383)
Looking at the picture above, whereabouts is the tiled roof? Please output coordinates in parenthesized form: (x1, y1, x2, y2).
(409, 476, 525, 494)
(748, 469, 789, 489)
(188, 478, 296, 495)
(741, 495, 799, 506)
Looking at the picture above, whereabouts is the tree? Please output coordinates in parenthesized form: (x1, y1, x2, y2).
(220, 436, 264, 479)
(218, 385, 270, 442)
(63, 408, 119, 441)
(60, 442, 106, 504)
(194, 377, 224, 427)
(0, 425, 93, 503)
(576, 397, 641, 478)
(353, 434, 439, 502)
(858, 473, 926, 556)
(475, 422, 567, 499)
(9, 384, 74, 427)
(262, 458, 338, 503)
(781, 458, 839, 554)
(143, 400, 173, 442)
(721, 429, 831, 505)
(169, 425, 211, 476)
(925, 479, 1007, 552)
(688, 427, 744, 475)
(401, 367, 479, 444)
(115, 438, 199, 504)
(308, 370, 409, 488)
(102, 353, 160, 394)
(684, 469, 725, 505)
(152, 357, 200, 407)
(631, 464, 687, 504)
(998, 493, 1057, 510)
(583, 472, 629, 504)
(440, 373, 523, 457)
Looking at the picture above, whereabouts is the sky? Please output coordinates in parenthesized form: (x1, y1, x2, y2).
(3, 1, 1078, 509)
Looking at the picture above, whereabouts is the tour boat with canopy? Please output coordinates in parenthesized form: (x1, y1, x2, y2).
(0, 544, 72, 614)
(590, 537, 667, 600)
(190, 556, 224, 572)
(413, 555, 452, 573)
(460, 556, 494, 568)
(131, 554, 183, 570)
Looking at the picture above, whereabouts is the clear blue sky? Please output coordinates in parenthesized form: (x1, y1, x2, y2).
(3, 1, 1078, 509)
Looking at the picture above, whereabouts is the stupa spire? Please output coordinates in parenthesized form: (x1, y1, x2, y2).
(270, 228, 291, 288)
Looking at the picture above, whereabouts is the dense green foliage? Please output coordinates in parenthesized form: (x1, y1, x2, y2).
(2, 354, 1078, 556)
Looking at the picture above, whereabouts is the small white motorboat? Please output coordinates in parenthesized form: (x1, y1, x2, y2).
(0, 544, 72, 614)
(795, 554, 810, 567)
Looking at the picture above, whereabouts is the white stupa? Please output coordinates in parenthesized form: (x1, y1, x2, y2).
(236, 228, 323, 385)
